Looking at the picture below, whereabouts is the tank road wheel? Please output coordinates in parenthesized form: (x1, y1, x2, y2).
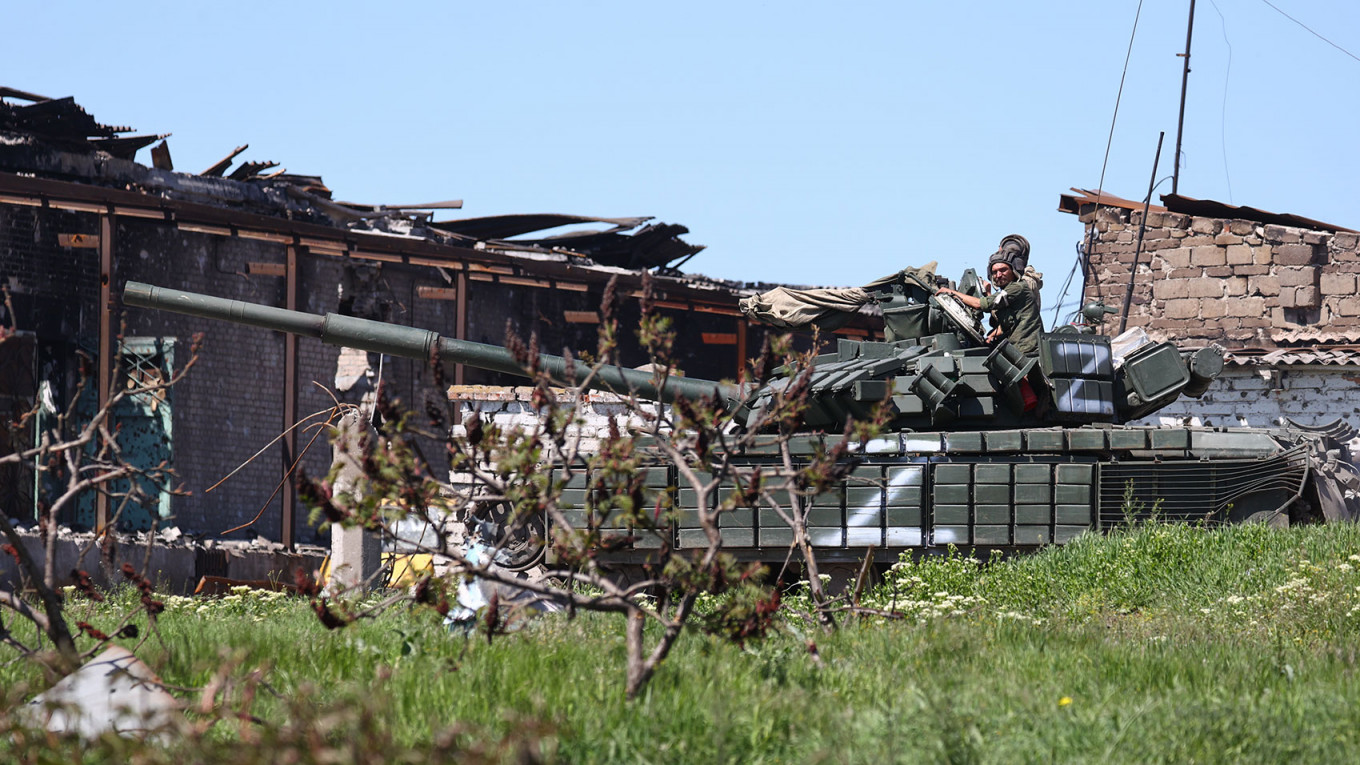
(472, 500, 547, 572)
(1225, 489, 1294, 529)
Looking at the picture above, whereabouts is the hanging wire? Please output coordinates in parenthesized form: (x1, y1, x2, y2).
(1049, 246, 1083, 328)
(1260, 0, 1360, 64)
(1208, 0, 1235, 202)
(1053, 0, 1146, 326)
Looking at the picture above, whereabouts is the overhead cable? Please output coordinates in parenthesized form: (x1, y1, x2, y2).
(1260, 0, 1360, 64)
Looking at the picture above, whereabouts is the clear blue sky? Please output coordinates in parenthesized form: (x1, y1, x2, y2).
(6, 1, 1358, 319)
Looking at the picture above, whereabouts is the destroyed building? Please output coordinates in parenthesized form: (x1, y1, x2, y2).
(1062, 189, 1360, 438)
(0, 87, 879, 545)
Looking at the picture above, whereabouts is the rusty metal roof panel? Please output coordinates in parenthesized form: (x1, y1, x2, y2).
(1161, 194, 1354, 233)
(1060, 189, 1356, 234)
(1058, 188, 1167, 216)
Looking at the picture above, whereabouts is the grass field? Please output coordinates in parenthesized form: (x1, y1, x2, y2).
(5, 520, 1360, 763)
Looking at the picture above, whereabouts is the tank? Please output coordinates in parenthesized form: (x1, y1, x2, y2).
(123, 280, 1360, 566)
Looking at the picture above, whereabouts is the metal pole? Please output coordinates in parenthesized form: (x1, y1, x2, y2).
(1119, 132, 1165, 335)
(1172, 0, 1197, 195)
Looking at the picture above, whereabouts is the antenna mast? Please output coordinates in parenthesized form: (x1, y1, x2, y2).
(1172, 0, 1197, 195)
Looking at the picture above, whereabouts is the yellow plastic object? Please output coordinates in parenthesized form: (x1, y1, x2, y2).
(384, 553, 435, 587)
(315, 553, 434, 588)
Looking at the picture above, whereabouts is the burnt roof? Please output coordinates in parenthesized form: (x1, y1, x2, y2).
(0, 87, 705, 272)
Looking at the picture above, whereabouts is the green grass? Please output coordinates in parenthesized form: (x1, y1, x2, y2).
(5, 521, 1360, 763)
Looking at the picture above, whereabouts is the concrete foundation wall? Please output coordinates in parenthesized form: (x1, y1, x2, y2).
(0, 532, 325, 596)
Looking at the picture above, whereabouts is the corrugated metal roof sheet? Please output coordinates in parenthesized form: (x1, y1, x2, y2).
(1059, 188, 1355, 234)
(1162, 194, 1355, 234)
(1270, 327, 1360, 345)
(1224, 348, 1360, 366)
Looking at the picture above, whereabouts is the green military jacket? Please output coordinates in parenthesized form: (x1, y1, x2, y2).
(977, 280, 1043, 355)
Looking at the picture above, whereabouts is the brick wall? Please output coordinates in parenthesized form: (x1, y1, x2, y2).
(1147, 366, 1360, 430)
(117, 220, 300, 538)
(1080, 207, 1360, 347)
(1, 195, 773, 542)
(0, 205, 102, 353)
(1, 206, 103, 523)
(1075, 201, 1360, 447)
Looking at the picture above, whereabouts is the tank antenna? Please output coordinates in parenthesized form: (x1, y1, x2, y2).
(1118, 131, 1164, 335)
(1172, 0, 1196, 195)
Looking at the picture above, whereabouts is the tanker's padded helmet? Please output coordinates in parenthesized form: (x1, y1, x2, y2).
(989, 234, 1030, 274)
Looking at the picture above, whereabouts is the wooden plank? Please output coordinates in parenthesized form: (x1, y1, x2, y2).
(554, 281, 590, 292)
(298, 236, 346, 250)
(95, 214, 113, 533)
(736, 318, 748, 378)
(563, 311, 600, 324)
(113, 206, 166, 220)
(702, 333, 737, 345)
(455, 271, 468, 390)
(50, 200, 104, 214)
(0, 194, 42, 207)
(246, 261, 287, 277)
(282, 243, 299, 550)
(237, 229, 293, 243)
(178, 223, 232, 237)
(691, 304, 742, 316)
(499, 276, 551, 288)
(408, 255, 458, 268)
(416, 286, 459, 300)
(352, 250, 404, 263)
(468, 262, 516, 275)
(58, 233, 99, 249)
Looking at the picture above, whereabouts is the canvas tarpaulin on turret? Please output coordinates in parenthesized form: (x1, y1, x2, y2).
(738, 262, 939, 330)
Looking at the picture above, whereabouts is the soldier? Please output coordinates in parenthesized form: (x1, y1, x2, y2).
(936, 234, 1043, 354)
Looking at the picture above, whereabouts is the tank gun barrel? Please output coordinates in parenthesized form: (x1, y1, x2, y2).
(123, 282, 743, 407)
